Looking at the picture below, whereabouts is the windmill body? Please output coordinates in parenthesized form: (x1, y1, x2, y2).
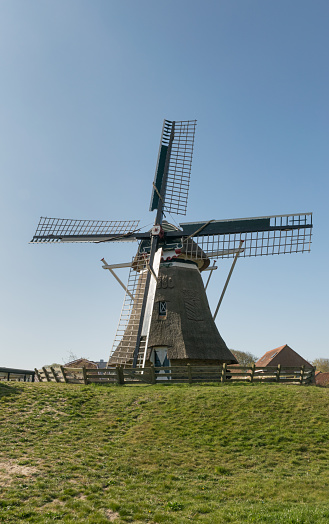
(108, 221, 236, 368)
(31, 120, 313, 369)
(146, 260, 234, 367)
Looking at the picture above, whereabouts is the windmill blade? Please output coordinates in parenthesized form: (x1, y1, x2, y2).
(108, 249, 162, 368)
(141, 248, 162, 366)
(30, 217, 140, 243)
(108, 254, 149, 367)
(150, 119, 197, 216)
(206, 247, 245, 257)
(179, 212, 313, 259)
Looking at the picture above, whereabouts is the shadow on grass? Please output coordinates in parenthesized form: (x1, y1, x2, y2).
(0, 383, 23, 399)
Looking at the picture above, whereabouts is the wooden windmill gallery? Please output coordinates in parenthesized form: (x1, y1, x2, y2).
(31, 120, 313, 370)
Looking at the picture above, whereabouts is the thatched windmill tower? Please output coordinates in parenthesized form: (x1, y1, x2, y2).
(108, 221, 237, 368)
(31, 119, 313, 370)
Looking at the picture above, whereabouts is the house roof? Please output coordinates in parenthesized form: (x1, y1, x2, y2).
(315, 372, 329, 386)
(255, 345, 312, 368)
(64, 358, 98, 369)
(255, 345, 287, 366)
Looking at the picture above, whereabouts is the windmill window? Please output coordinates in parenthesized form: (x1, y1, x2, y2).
(159, 301, 167, 317)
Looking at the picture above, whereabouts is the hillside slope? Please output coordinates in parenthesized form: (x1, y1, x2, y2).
(1, 382, 329, 523)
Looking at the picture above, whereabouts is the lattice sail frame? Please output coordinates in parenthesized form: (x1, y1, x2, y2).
(180, 213, 313, 259)
(108, 253, 151, 368)
(150, 119, 197, 216)
(30, 217, 140, 243)
(164, 120, 196, 215)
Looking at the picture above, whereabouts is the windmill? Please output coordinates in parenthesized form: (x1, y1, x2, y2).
(31, 119, 313, 369)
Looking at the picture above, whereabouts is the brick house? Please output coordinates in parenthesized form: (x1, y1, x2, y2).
(315, 371, 329, 386)
(255, 344, 313, 369)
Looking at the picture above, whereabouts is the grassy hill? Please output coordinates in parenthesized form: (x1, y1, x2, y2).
(0, 381, 329, 523)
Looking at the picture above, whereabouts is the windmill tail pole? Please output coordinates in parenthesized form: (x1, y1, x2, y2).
(213, 240, 244, 320)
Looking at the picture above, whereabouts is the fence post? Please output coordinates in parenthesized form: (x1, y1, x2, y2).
(187, 363, 192, 385)
(276, 364, 281, 383)
(221, 363, 227, 383)
(310, 367, 316, 384)
(149, 364, 156, 385)
(34, 368, 42, 382)
(300, 365, 305, 385)
(82, 367, 88, 385)
(60, 366, 68, 383)
(115, 366, 120, 384)
(250, 363, 255, 383)
(50, 367, 60, 383)
(115, 366, 124, 385)
(42, 367, 50, 382)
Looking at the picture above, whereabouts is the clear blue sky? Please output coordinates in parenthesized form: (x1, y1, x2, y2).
(0, 0, 328, 369)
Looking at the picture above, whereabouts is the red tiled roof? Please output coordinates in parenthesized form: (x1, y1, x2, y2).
(255, 345, 313, 368)
(65, 358, 97, 369)
(255, 345, 287, 367)
(315, 372, 329, 386)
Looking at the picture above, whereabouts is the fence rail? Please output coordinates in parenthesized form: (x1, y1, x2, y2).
(35, 364, 315, 386)
(0, 367, 35, 382)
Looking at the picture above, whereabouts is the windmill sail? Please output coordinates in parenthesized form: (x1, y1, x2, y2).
(30, 217, 140, 243)
(141, 248, 162, 366)
(179, 212, 312, 259)
(108, 255, 149, 367)
(108, 248, 161, 368)
(150, 119, 197, 216)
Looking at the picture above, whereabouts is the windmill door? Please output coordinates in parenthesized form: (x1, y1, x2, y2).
(152, 347, 170, 379)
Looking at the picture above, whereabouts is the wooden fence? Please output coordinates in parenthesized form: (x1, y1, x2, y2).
(35, 364, 315, 386)
(0, 367, 35, 382)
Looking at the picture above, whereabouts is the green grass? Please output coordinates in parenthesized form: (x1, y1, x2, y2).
(0, 381, 329, 523)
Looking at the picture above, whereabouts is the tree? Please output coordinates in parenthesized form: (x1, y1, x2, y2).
(230, 350, 258, 366)
(312, 358, 329, 372)
(63, 350, 79, 364)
